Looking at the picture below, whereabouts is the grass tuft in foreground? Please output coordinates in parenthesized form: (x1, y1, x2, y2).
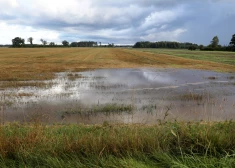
(0, 121, 235, 167)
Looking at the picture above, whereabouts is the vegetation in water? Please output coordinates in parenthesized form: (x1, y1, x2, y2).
(61, 104, 134, 118)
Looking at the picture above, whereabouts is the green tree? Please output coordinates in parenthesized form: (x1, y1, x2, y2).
(40, 39, 47, 45)
(199, 45, 204, 50)
(62, 40, 69, 47)
(108, 43, 114, 47)
(49, 42, 55, 46)
(188, 45, 197, 51)
(12, 37, 25, 47)
(133, 42, 142, 48)
(210, 36, 219, 48)
(70, 42, 78, 47)
(229, 34, 235, 47)
(27, 37, 33, 45)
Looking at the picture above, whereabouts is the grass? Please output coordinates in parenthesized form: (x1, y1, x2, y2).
(0, 121, 235, 167)
(180, 93, 204, 101)
(0, 81, 54, 89)
(67, 73, 83, 81)
(168, 92, 210, 102)
(137, 48, 235, 66)
(1, 48, 235, 81)
(227, 76, 235, 80)
(142, 104, 157, 114)
(17, 93, 34, 97)
(207, 76, 217, 80)
(61, 104, 134, 118)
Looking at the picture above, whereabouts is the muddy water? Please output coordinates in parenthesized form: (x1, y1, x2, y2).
(0, 68, 235, 124)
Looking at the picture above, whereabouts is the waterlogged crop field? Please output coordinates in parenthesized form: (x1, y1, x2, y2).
(1, 48, 235, 81)
(0, 48, 235, 124)
(1, 48, 235, 167)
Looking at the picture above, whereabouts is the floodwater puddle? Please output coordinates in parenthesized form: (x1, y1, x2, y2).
(0, 68, 235, 124)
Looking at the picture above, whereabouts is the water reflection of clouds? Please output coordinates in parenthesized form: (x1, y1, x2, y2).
(2, 69, 235, 123)
(142, 71, 172, 84)
(89, 69, 173, 87)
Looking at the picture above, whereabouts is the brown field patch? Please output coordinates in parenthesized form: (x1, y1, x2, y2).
(1, 48, 235, 81)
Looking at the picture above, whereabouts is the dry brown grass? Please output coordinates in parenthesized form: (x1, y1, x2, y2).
(1, 48, 235, 81)
(0, 81, 53, 88)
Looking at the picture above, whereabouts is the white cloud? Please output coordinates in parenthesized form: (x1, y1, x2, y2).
(143, 10, 179, 28)
(141, 28, 187, 42)
(0, 0, 234, 45)
(0, 22, 60, 44)
(0, 0, 18, 9)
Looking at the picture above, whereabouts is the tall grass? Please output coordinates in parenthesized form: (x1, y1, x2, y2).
(0, 121, 234, 167)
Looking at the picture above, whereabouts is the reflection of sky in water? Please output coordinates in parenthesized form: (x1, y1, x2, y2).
(0, 68, 235, 123)
(1, 68, 235, 105)
(82, 69, 174, 87)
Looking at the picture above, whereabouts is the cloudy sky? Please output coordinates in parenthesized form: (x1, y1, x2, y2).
(0, 0, 235, 45)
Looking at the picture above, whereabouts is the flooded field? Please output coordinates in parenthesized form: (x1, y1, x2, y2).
(0, 68, 235, 124)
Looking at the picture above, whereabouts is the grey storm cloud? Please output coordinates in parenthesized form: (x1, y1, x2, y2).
(0, 0, 235, 45)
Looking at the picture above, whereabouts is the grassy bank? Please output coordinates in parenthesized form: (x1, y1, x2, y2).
(1, 48, 235, 81)
(0, 121, 235, 167)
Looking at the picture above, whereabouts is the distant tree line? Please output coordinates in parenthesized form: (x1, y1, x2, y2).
(11, 37, 64, 48)
(191, 35, 235, 51)
(70, 41, 114, 47)
(133, 41, 198, 49)
(133, 34, 235, 52)
(70, 41, 98, 47)
(7, 34, 235, 51)
(0, 44, 11, 47)
(200, 34, 235, 51)
(10, 37, 114, 48)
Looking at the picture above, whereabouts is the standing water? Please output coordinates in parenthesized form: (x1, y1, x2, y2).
(0, 68, 235, 124)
